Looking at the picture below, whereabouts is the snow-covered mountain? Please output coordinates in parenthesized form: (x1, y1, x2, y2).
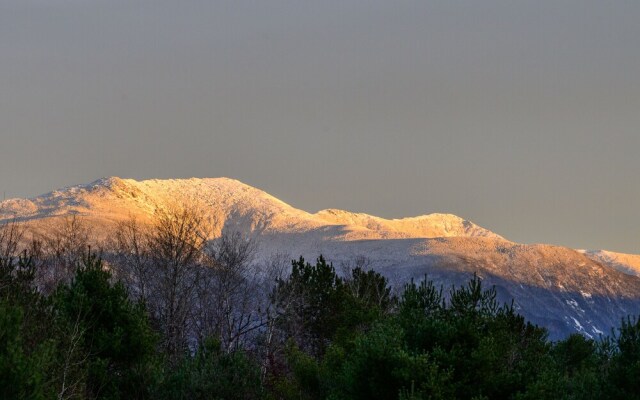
(0, 177, 501, 240)
(2, 177, 640, 339)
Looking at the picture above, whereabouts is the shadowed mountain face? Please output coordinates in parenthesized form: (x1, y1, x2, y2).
(2, 177, 639, 339)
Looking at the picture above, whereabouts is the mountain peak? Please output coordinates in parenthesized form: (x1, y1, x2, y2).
(1, 177, 503, 241)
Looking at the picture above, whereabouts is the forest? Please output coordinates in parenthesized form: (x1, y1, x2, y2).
(2, 206, 640, 400)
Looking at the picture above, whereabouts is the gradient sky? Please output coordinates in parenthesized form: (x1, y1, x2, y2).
(1, 1, 639, 252)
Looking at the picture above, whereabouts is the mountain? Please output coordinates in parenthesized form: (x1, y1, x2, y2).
(0, 177, 501, 240)
(2, 176, 640, 339)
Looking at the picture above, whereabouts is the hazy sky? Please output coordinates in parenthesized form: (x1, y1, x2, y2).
(1, 1, 639, 252)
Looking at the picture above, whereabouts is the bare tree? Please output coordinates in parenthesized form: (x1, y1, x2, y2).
(146, 203, 208, 363)
(37, 215, 92, 293)
(257, 252, 293, 380)
(56, 308, 89, 400)
(106, 206, 272, 357)
(107, 217, 153, 303)
(194, 230, 263, 353)
(342, 255, 394, 311)
(0, 219, 24, 261)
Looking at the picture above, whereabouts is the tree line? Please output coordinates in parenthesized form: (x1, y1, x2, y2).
(1, 208, 640, 399)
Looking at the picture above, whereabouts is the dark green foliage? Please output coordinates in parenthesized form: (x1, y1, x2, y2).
(283, 342, 323, 400)
(553, 334, 598, 377)
(323, 274, 551, 400)
(323, 322, 452, 400)
(606, 316, 640, 399)
(0, 303, 55, 400)
(399, 278, 443, 317)
(54, 252, 158, 399)
(0, 254, 56, 399)
(275, 272, 588, 399)
(272, 256, 391, 356)
(397, 278, 445, 352)
(286, 256, 344, 353)
(157, 337, 262, 400)
(346, 266, 395, 313)
(516, 334, 607, 400)
(464, 306, 549, 399)
(333, 266, 396, 347)
(266, 256, 350, 398)
(0, 253, 52, 345)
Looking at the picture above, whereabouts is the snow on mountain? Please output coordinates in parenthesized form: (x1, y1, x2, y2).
(2, 177, 640, 339)
(0, 177, 501, 241)
(314, 209, 503, 240)
(581, 250, 640, 278)
(405, 238, 640, 339)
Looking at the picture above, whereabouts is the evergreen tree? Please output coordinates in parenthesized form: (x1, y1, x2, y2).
(0, 254, 57, 399)
(157, 337, 262, 400)
(54, 252, 158, 399)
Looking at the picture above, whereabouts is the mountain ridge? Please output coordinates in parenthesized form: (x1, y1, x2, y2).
(0, 176, 503, 241)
